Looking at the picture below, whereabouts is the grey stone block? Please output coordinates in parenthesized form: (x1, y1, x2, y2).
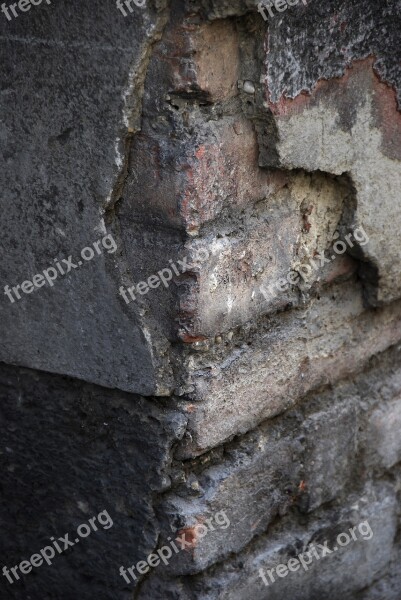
(0, 0, 173, 395)
(0, 363, 186, 599)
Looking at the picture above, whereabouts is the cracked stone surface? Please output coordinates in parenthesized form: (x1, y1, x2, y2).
(1, 1, 401, 599)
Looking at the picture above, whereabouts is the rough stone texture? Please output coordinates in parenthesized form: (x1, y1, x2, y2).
(0, 363, 186, 600)
(358, 558, 401, 600)
(265, 0, 401, 106)
(156, 344, 401, 579)
(0, 0, 173, 395)
(1, 0, 401, 599)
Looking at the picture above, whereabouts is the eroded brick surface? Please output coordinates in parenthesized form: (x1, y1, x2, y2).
(177, 281, 401, 456)
(2, 1, 401, 599)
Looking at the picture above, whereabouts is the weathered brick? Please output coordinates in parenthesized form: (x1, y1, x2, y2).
(140, 482, 397, 599)
(124, 113, 286, 231)
(160, 398, 357, 574)
(3, 2, 401, 600)
(170, 19, 240, 103)
(177, 281, 401, 456)
(160, 431, 301, 574)
(178, 172, 355, 338)
(301, 400, 358, 512)
(200, 483, 397, 600)
(364, 396, 401, 470)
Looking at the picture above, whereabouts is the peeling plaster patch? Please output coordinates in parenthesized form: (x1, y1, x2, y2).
(261, 59, 401, 304)
(265, 1, 401, 106)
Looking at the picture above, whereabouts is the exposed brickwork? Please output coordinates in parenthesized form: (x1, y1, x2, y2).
(1, 0, 401, 599)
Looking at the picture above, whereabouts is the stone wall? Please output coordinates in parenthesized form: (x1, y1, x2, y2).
(1, 0, 401, 598)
